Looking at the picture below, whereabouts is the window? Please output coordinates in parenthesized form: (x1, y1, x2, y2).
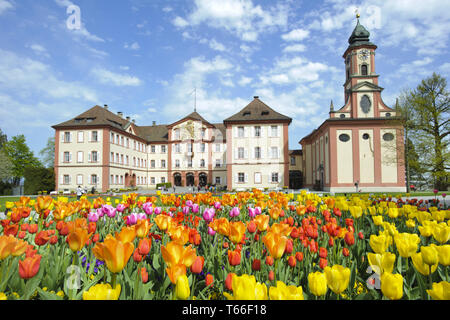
(340, 114, 346, 119)
(161, 145, 166, 153)
(120, 176, 123, 184)
(174, 129, 180, 140)
(110, 132, 114, 142)
(361, 64, 368, 76)
(77, 151, 83, 163)
(151, 145, 156, 153)
(63, 175, 70, 185)
(215, 177, 221, 185)
(360, 95, 371, 114)
(175, 159, 180, 168)
(201, 129, 206, 138)
(215, 159, 221, 168)
(238, 173, 245, 183)
(271, 147, 278, 159)
(126, 155, 129, 165)
(77, 131, 84, 143)
(121, 154, 124, 164)
(110, 152, 114, 163)
(271, 126, 278, 137)
(175, 144, 181, 153)
(151, 160, 155, 168)
(254, 126, 261, 137)
(362, 133, 370, 140)
(215, 144, 221, 152)
(120, 136, 124, 145)
(91, 151, 98, 163)
(385, 113, 391, 117)
(151, 177, 156, 185)
(200, 143, 206, 153)
(238, 147, 245, 159)
(64, 152, 71, 163)
(255, 147, 261, 159)
(91, 131, 98, 142)
(115, 134, 119, 144)
(290, 156, 296, 166)
(339, 134, 351, 142)
(161, 177, 166, 184)
(110, 175, 114, 184)
(161, 160, 166, 168)
(64, 132, 71, 143)
(77, 175, 83, 185)
(91, 174, 98, 185)
(383, 133, 395, 142)
(271, 172, 279, 183)
(255, 172, 262, 184)
(187, 143, 193, 153)
(126, 138, 130, 148)
(187, 159, 193, 168)
(200, 159, 205, 168)
(238, 126, 245, 137)
(133, 157, 136, 167)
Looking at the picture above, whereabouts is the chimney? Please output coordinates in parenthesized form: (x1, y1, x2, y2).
(117, 112, 123, 118)
(126, 116, 130, 121)
(152, 121, 156, 126)
(104, 104, 108, 110)
(254, 96, 259, 99)
(132, 119, 136, 124)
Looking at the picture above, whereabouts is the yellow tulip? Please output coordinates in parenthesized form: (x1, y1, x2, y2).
(420, 245, 439, 266)
(161, 241, 197, 269)
(367, 252, 396, 275)
(394, 233, 420, 258)
(154, 214, 172, 231)
(324, 265, 351, 295)
(433, 244, 450, 266)
(308, 271, 328, 297)
(223, 274, 268, 300)
(175, 274, 190, 300)
(431, 223, 450, 244)
(0, 292, 6, 300)
(382, 222, 398, 237)
(380, 273, 403, 300)
(269, 281, 304, 300)
(262, 231, 287, 260)
(228, 221, 246, 244)
(82, 283, 121, 300)
(369, 234, 389, 254)
(411, 252, 438, 276)
(431, 210, 446, 223)
(427, 281, 450, 300)
(406, 219, 416, 228)
(372, 215, 383, 226)
(388, 208, 399, 219)
(349, 206, 363, 219)
(115, 226, 136, 244)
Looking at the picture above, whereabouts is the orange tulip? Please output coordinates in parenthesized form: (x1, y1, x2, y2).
(205, 274, 214, 287)
(135, 219, 152, 238)
(263, 231, 287, 260)
(268, 223, 292, 237)
(18, 254, 42, 279)
(229, 221, 246, 244)
(166, 264, 187, 284)
(15, 196, 30, 208)
(115, 226, 136, 244)
(137, 238, 152, 256)
(190, 256, 205, 274)
(161, 241, 197, 269)
(154, 214, 172, 231)
(67, 228, 92, 252)
(168, 224, 190, 245)
(92, 235, 134, 273)
(228, 249, 241, 266)
(35, 196, 53, 213)
(0, 235, 20, 259)
(254, 215, 270, 232)
(210, 217, 230, 236)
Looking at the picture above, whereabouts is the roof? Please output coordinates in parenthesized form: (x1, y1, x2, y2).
(167, 111, 214, 128)
(347, 19, 376, 49)
(135, 125, 169, 143)
(224, 97, 292, 123)
(289, 149, 303, 156)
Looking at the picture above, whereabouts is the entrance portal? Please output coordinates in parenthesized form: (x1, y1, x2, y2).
(174, 173, 182, 187)
(199, 172, 208, 187)
(186, 173, 195, 186)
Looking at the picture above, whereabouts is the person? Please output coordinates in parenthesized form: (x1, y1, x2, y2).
(91, 186, 95, 194)
(76, 186, 83, 200)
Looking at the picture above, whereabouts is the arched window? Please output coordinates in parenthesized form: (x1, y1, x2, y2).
(361, 64, 368, 76)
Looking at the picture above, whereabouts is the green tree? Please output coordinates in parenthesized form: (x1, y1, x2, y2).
(397, 73, 449, 190)
(39, 137, 55, 168)
(0, 128, 7, 149)
(3, 135, 41, 186)
(0, 149, 13, 182)
(23, 165, 55, 195)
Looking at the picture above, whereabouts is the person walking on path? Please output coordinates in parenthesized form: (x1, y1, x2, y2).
(76, 186, 83, 200)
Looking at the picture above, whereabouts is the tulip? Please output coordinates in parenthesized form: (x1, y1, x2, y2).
(268, 270, 275, 281)
(372, 215, 383, 226)
(369, 234, 388, 254)
(394, 233, 420, 258)
(263, 232, 287, 260)
(319, 258, 328, 270)
(431, 223, 450, 244)
(92, 235, 134, 274)
(182, 206, 190, 215)
(225, 273, 235, 291)
(205, 274, 214, 287)
(190, 256, 205, 274)
(141, 267, 149, 284)
(166, 264, 187, 284)
(252, 259, 261, 271)
(406, 219, 416, 228)
(433, 244, 450, 266)
(254, 214, 270, 232)
(255, 207, 262, 215)
(18, 254, 42, 279)
(308, 271, 328, 297)
(349, 206, 363, 219)
(202, 208, 215, 222)
(154, 207, 162, 215)
(214, 202, 221, 210)
(342, 247, 350, 257)
(67, 228, 92, 252)
(380, 273, 403, 300)
(207, 227, 216, 236)
(135, 219, 152, 238)
(324, 265, 351, 295)
(155, 214, 172, 231)
(82, 283, 121, 300)
(295, 252, 304, 262)
(229, 221, 246, 244)
(191, 204, 199, 213)
(115, 226, 136, 244)
(427, 281, 450, 300)
(420, 245, 439, 266)
(137, 238, 152, 256)
(161, 241, 197, 269)
(116, 203, 126, 213)
(367, 252, 396, 275)
(209, 217, 230, 236)
(35, 230, 51, 246)
(228, 249, 241, 266)
(102, 205, 116, 218)
(344, 231, 355, 246)
(269, 281, 304, 300)
(223, 274, 268, 300)
(229, 207, 240, 218)
(288, 255, 296, 268)
(411, 252, 438, 276)
(248, 207, 257, 218)
(175, 274, 190, 300)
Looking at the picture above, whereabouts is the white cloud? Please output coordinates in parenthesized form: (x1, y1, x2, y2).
(28, 44, 51, 58)
(281, 28, 310, 41)
(124, 42, 140, 50)
(238, 76, 252, 86)
(208, 39, 226, 52)
(0, 0, 13, 15)
(162, 6, 173, 13)
(283, 44, 306, 53)
(92, 68, 142, 87)
(173, 16, 189, 28)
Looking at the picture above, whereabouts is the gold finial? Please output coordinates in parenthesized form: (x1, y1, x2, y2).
(355, 9, 360, 19)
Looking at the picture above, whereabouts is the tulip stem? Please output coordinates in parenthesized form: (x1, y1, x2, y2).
(111, 273, 117, 290)
(134, 261, 142, 300)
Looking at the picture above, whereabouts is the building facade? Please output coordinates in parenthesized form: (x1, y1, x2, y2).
(299, 18, 406, 193)
(52, 97, 292, 193)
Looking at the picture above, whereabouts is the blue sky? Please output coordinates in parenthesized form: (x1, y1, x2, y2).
(0, 0, 449, 159)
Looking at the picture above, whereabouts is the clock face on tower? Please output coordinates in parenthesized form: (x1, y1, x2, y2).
(358, 49, 369, 61)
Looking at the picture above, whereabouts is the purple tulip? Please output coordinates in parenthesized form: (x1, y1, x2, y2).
(255, 207, 262, 215)
(182, 206, 190, 215)
(208, 227, 216, 236)
(203, 208, 215, 222)
(230, 207, 240, 218)
(102, 205, 116, 218)
(143, 202, 154, 215)
(126, 213, 147, 226)
(154, 207, 162, 215)
(88, 211, 99, 223)
(442, 193, 446, 198)
(96, 207, 104, 217)
(192, 204, 199, 214)
(186, 200, 193, 208)
(214, 202, 221, 210)
(116, 203, 126, 213)
(248, 207, 256, 218)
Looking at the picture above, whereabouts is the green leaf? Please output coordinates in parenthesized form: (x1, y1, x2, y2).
(37, 288, 63, 300)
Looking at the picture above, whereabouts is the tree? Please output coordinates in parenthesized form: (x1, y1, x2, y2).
(39, 137, 55, 168)
(0, 128, 7, 149)
(24, 165, 55, 195)
(0, 149, 13, 182)
(2, 135, 41, 186)
(397, 73, 449, 191)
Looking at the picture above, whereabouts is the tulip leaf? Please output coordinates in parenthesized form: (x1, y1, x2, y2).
(37, 288, 63, 300)
(21, 265, 44, 300)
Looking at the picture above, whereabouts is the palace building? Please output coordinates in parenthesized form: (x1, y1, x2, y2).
(52, 97, 293, 193)
(299, 18, 406, 193)
(52, 18, 406, 194)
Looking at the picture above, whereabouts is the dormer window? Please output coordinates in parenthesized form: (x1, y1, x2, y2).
(261, 111, 269, 116)
(243, 111, 251, 116)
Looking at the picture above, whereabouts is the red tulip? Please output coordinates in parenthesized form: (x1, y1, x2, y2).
(4, 224, 19, 237)
(190, 256, 205, 274)
(35, 231, 50, 246)
(319, 247, 327, 259)
(265, 255, 274, 266)
(205, 274, 214, 287)
(133, 249, 142, 263)
(138, 238, 152, 256)
(319, 258, 328, 270)
(50, 235, 58, 245)
(28, 224, 38, 234)
(252, 259, 261, 271)
(140, 267, 148, 283)
(228, 249, 241, 266)
(18, 254, 42, 279)
(288, 255, 296, 268)
(18, 231, 26, 239)
(285, 239, 293, 254)
(268, 270, 275, 281)
(225, 273, 235, 291)
(342, 247, 350, 257)
(358, 231, 364, 240)
(295, 251, 304, 262)
(344, 232, 355, 246)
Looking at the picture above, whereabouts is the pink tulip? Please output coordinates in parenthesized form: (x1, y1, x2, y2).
(186, 200, 193, 208)
(102, 205, 116, 218)
(182, 206, 190, 215)
(126, 213, 146, 226)
(96, 207, 104, 218)
(208, 227, 216, 236)
(88, 211, 99, 223)
(154, 207, 162, 215)
(142, 202, 153, 215)
(230, 207, 240, 218)
(248, 207, 256, 218)
(203, 208, 215, 222)
(116, 203, 126, 213)
(214, 202, 221, 210)
(255, 207, 262, 215)
(192, 204, 199, 214)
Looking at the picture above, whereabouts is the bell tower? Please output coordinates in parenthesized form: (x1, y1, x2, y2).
(331, 14, 394, 119)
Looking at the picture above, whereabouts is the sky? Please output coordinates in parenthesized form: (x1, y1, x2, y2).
(0, 0, 449, 159)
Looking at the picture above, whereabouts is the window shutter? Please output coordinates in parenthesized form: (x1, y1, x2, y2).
(234, 148, 238, 160)
(260, 126, 264, 138)
(60, 175, 63, 184)
(88, 131, 91, 142)
(69, 152, 72, 163)
(244, 127, 248, 138)
(268, 127, 271, 137)
(61, 132, 64, 142)
(252, 148, 255, 159)
(97, 152, 101, 163)
(244, 148, 248, 159)
(68, 175, 72, 184)
(88, 152, 91, 162)
(234, 127, 238, 138)
(60, 152, 64, 163)
(278, 148, 281, 159)
(245, 173, 248, 183)
(260, 148, 264, 159)
(70, 132, 73, 142)
(235, 174, 239, 183)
